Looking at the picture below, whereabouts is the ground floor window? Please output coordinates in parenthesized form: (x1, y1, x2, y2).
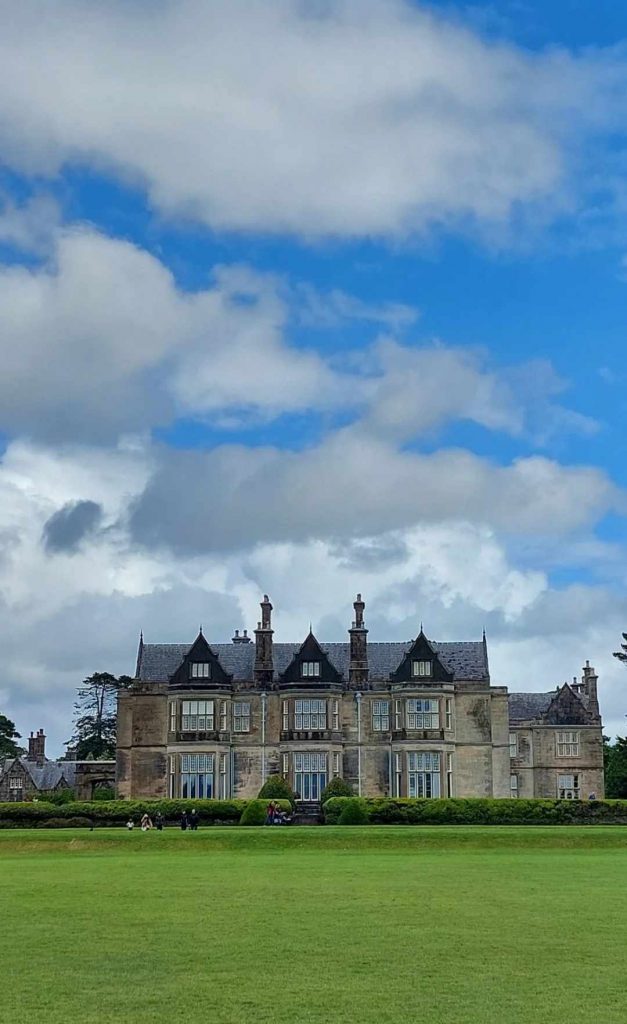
(294, 752, 327, 801)
(8, 777, 23, 802)
(558, 773, 580, 800)
(180, 753, 215, 798)
(510, 773, 519, 797)
(407, 752, 440, 798)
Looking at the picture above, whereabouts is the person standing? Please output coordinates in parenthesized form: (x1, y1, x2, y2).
(155, 812, 164, 831)
(189, 808, 199, 831)
(180, 810, 188, 831)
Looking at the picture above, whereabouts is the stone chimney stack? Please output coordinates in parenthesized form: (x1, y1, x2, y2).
(254, 595, 274, 686)
(582, 660, 600, 718)
(349, 593, 369, 686)
(28, 729, 46, 766)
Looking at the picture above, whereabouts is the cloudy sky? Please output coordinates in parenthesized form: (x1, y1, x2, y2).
(1, 0, 626, 755)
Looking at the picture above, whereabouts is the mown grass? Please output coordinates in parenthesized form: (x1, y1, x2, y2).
(1, 827, 626, 1023)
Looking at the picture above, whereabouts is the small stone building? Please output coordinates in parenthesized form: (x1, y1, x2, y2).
(0, 729, 116, 802)
(116, 594, 604, 802)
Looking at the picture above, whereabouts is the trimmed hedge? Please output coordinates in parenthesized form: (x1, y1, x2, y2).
(0, 799, 248, 828)
(338, 797, 369, 825)
(323, 797, 627, 826)
(320, 777, 353, 803)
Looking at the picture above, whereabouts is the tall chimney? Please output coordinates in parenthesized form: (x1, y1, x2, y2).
(254, 594, 274, 686)
(582, 660, 600, 718)
(28, 729, 46, 766)
(349, 593, 368, 686)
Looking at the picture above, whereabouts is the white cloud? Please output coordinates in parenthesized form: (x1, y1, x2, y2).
(0, 445, 623, 754)
(0, 1, 623, 240)
(0, 193, 61, 256)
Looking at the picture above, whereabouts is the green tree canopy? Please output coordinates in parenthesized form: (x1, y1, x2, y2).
(605, 736, 627, 798)
(0, 715, 23, 759)
(613, 632, 627, 664)
(66, 673, 132, 760)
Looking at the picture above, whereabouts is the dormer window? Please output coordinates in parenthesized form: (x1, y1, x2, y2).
(189, 662, 211, 679)
(412, 660, 432, 678)
(301, 662, 321, 678)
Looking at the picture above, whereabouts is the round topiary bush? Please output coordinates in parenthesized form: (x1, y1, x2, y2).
(338, 798, 369, 825)
(239, 799, 292, 826)
(321, 777, 353, 804)
(257, 774, 296, 808)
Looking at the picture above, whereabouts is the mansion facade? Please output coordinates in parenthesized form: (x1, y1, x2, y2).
(116, 595, 604, 802)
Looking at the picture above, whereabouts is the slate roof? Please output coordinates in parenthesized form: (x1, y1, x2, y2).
(0, 756, 73, 790)
(508, 691, 557, 722)
(136, 638, 489, 683)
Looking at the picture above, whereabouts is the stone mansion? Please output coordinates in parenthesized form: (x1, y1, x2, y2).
(116, 595, 604, 802)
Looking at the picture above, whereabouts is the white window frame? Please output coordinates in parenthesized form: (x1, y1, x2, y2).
(181, 699, 214, 731)
(558, 773, 580, 800)
(331, 698, 339, 731)
(407, 751, 440, 798)
(169, 701, 177, 733)
(394, 699, 402, 731)
(332, 752, 341, 777)
(509, 733, 518, 758)
(412, 660, 432, 678)
(282, 700, 289, 731)
(219, 753, 228, 798)
(189, 661, 211, 679)
(180, 752, 215, 798)
(372, 699, 390, 732)
(301, 662, 321, 678)
(219, 701, 227, 732)
(446, 752, 453, 798)
(294, 699, 326, 730)
(510, 773, 519, 797)
(233, 702, 251, 733)
(9, 777, 23, 790)
(556, 731, 580, 757)
(445, 698, 452, 730)
(394, 752, 402, 797)
(282, 752, 289, 777)
(406, 698, 439, 730)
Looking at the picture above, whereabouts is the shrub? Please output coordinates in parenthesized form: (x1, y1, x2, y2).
(0, 798, 249, 828)
(44, 789, 76, 805)
(92, 786, 116, 801)
(257, 774, 296, 808)
(239, 799, 292, 826)
(321, 777, 353, 803)
(323, 797, 627, 826)
(338, 797, 369, 825)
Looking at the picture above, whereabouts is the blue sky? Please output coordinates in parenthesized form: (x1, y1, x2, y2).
(0, 0, 626, 752)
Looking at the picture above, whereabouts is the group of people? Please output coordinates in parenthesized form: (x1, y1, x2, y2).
(265, 801, 292, 825)
(127, 810, 203, 832)
(179, 809, 199, 831)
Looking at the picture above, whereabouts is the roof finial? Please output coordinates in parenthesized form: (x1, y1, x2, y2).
(199, 624, 203, 635)
(420, 621, 423, 633)
(309, 621, 313, 634)
(139, 629, 144, 644)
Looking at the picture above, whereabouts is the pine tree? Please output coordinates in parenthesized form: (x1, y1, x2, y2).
(66, 673, 131, 759)
(613, 633, 627, 663)
(0, 715, 23, 759)
(605, 737, 627, 798)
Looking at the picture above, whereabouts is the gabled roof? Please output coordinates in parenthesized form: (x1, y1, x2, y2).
(508, 684, 593, 725)
(0, 757, 71, 791)
(136, 637, 489, 684)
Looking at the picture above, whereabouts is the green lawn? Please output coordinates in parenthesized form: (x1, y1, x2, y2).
(1, 827, 626, 1024)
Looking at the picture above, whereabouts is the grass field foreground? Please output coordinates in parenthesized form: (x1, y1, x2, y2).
(1, 826, 626, 1024)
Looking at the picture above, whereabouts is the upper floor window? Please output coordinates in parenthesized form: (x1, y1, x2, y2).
(301, 662, 321, 678)
(372, 700, 390, 731)
(557, 731, 579, 757)
(233, 702, 251, 733)
(558, 773, 580, 800)
(181, 699, 214, 731)
(509, 733, 518, 758)
(412, 660, 432, 678)
(295, 699, 326, 730)
(407, 698, 439, 729)
(445, 698, 452, 730)
(189, 662, 211, 679)
(9, 777, 23, 790)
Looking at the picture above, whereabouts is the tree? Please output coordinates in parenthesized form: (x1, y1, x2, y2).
(605, 737, 627, 798)
(0, 715, 23, 759)
(66, 673, 131, 760)
(613, 632, 627, 664)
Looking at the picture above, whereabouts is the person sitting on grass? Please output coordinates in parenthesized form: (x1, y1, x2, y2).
(140, 813, 153, 832)
(126, 819, 134, 831)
